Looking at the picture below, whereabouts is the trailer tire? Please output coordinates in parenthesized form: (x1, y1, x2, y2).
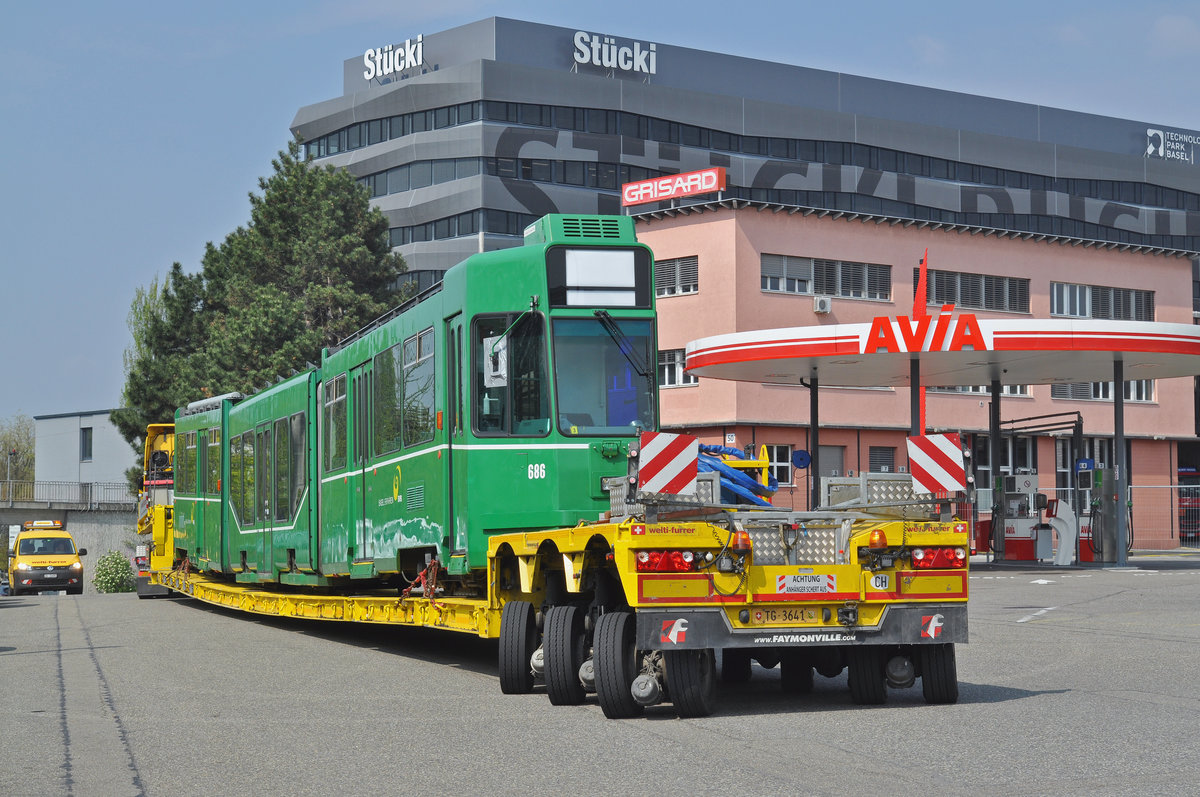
(498, 600, 538, 695)
(920, 643, 959, 704)
(847, 646, 887, 705)
(780, 651, 813, 694)
(664, 648, 716, 718)
(720, 648, 752, 684)
(593, 611, 643, 719)
(544, 605, 587, 705)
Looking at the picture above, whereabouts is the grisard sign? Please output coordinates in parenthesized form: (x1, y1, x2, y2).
(621, 167, 727, 207)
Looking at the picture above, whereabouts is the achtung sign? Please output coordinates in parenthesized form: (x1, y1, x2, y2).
(621, 167, 726, 207)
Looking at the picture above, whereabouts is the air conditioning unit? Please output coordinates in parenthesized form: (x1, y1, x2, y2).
(813, 295, 833, 314)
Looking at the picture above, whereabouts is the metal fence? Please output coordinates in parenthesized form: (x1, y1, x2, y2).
(1, 480, 136, 507)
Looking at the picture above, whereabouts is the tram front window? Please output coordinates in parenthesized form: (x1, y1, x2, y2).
(552, 317, 656, 436)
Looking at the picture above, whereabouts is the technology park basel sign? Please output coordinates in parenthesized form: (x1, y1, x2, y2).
(621, 167, 727, 207)
(1145, 126, 1198, 165)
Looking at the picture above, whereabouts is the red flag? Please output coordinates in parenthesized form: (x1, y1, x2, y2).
(914, 247, 929, 319)
(915, 249, 929, 433)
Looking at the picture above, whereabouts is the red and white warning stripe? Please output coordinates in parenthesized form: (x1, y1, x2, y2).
(637, 431, 699, 495)
(906, 433, 966, 495)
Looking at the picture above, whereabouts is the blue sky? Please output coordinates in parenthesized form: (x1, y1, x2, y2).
(1, 0, 1198, 422)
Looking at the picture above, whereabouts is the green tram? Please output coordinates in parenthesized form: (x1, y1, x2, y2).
(171, 215, 656, 592)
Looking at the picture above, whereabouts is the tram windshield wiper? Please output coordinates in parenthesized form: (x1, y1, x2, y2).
(594, 309, 651, 377)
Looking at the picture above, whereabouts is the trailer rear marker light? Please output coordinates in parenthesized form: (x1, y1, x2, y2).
(635, 550, 698, 572)
(911, 546, 968, 569)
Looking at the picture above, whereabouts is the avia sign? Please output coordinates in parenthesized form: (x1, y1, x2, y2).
(573, 31, 657, 75)
(363, 35, 424, 81)
(621, 167, 727, 207)
(861, 304, 990, 354)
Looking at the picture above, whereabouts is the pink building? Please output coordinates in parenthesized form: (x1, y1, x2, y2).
(637, 203, 1196, 550)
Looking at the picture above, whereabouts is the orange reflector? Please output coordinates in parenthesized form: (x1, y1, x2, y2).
(868, 529, 888, 549)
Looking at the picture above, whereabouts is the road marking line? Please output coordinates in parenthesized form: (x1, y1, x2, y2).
(1017, 607, 1056, 623)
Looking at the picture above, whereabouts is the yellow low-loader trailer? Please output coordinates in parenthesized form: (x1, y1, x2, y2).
(148, 508, 968, 719)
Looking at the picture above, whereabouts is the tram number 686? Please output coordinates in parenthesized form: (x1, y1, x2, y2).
(528, 463, 547, 480)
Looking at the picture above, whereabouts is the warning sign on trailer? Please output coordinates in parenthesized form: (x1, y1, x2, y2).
(637, 431, 699, 495)
(776, 573, 836, 594)
(906, 433, 967, 495)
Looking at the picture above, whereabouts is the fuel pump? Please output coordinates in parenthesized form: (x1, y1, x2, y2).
(1081, 467, 1132, 563)
(1001, 474, 1054, 561)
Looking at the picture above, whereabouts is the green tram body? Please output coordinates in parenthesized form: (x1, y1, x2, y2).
(171, 215, 657, 591)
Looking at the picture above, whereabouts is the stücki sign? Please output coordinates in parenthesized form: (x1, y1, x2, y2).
(621, 167, 727, 207)
(862, 304, 990, 353)
(573, 31, 657, 75)
(363, 35, 424, 81)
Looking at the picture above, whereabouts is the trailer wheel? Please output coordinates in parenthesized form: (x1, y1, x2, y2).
(664, 648, 716, 718)
(498, 600, 539, 695)
(847, 646, 887, 705)
(544, 605, 587, 705)
(593, 611, 643, 718)
(780, 651, 813, 694)
(920, 643, 959, 704)
(720, 648, 752, 684)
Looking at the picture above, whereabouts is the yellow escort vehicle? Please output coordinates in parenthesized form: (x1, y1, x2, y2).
(7, 520, 87, 596)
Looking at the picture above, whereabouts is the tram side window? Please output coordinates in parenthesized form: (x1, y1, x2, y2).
(374, 344, 404, 455)
(274, 417, 289, 522)
(404, 328, 436, 446)
(289, 411, 306, 515)
(182, 432, 197, 495)
(257, 428, 273, 522)
(241, 432, 256, 524)
(175, 433, 188, 495)
(206, 428, 221, 495)
(472, 314, 549, 436)
(324, 375, 347, 471)
(229, 436, 244, 525)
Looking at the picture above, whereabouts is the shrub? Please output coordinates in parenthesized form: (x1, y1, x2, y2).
(92, 550, 136, 593)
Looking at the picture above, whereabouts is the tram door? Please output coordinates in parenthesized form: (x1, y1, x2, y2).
(349, 362, 374, 562)
(445, 315, 465, 557)
(254, 422, 273, 575)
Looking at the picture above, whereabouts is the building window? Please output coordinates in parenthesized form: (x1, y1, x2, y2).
(655, 256, 699, 297)
(1051, 380, 1154, 402)
(79, 427, 93, 462)
(929, 384, 1029, 396)
(763, 254, 890, 300)
(915, 269, 1030, 313)
(1051, 282, 1154, 321)
(658, 349, 697, 387)
(868, 446, 896, 473)
(761, 254, 811, 294)
(765, 444, 792, 485)
(1193, 260, 1200, 313)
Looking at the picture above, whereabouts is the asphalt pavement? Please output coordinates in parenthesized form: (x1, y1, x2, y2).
(3, 553, 1200, 796)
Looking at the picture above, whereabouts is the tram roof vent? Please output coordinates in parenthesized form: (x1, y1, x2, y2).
(523, 214, 635, 246)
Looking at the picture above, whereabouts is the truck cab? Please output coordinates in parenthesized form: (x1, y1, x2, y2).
(7, 520, 87, 596)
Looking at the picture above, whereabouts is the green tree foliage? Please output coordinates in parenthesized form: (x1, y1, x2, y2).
(0, 413, 34, 482)
(113, 139, 406, 455)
